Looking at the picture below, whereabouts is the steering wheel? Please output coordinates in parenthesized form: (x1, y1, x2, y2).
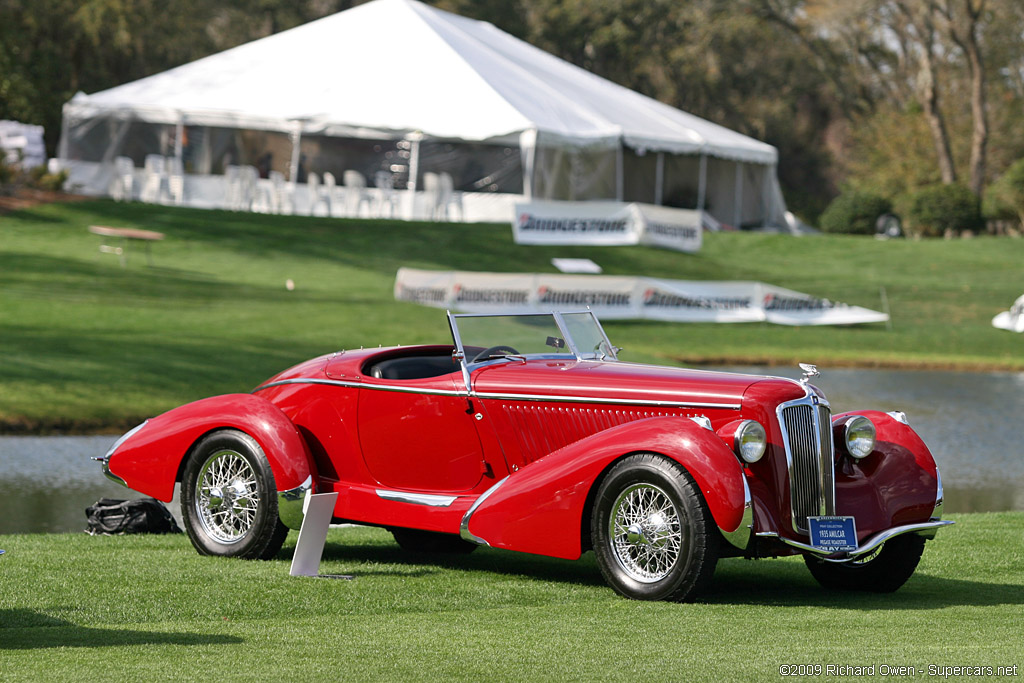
(472, 345, 521, 363)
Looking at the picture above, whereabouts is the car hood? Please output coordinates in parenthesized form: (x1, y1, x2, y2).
(471, 359, 800, 408)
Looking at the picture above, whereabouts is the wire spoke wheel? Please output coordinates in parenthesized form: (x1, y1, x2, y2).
(195, 448, 260, 544)
(609, 483, 682, 583)
(180, 429, 289, 560)
(591, 453, 718, 602)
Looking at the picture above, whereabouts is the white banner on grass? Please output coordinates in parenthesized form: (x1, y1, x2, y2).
(395, 268, 889, 326)
(512, 200, 702, 252)
(758, 284, 890, 326)
(992, 294, 1024, 333)
(640, 279, 763, 323)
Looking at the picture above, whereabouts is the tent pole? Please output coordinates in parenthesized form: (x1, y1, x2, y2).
(406, 131, 422, 220)
(289, 121, 303, 183)
(174, 115, 184, 162)
(697, 153, 707, 212)
(58, 105, 70, 162)
(733, 161, 743, 229)
(761, 164, 771, 228)
(520, 128, 537, 200)
(655, 152, 664, 205)
(616, 142, 624, 202)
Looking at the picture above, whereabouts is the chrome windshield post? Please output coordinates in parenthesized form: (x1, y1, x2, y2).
(447, 310, 473, 395)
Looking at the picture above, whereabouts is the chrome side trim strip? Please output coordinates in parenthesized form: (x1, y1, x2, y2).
(459, 476, 510, 546)
(719, 476, 753, 550)
(256, 378, 466, 397)
(256, 378, 741, 410)
(756, 519, 954, 562)
(278, 475, 314, 530)
(475, 391, 740, 410)
(375, 490, 458, 507)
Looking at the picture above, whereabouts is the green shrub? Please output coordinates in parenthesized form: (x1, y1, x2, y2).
(904, 183, 982, 237)
(818, 191, 892, 235)
(983, 158, 1024, 226)
(33, 169, 67, 192)
(0, 155, 14, 188)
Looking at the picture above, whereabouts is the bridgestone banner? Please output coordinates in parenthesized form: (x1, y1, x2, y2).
(512, 200, 703, 253)
(395, 268, 890, 326)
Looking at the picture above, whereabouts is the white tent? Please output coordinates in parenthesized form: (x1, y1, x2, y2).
(60, 0, 786, 226)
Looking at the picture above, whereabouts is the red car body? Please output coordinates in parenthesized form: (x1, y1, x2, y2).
(101, 311, 950, 600)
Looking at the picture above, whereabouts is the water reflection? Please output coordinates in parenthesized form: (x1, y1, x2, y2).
(0, 436, 182, 535)
(723, 366, 1024, 515)
(0, 368, 1021, 534)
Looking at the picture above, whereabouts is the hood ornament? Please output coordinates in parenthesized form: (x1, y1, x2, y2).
(798, 363, 820, 385)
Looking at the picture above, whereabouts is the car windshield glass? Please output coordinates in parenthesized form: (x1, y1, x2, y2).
(452, 312, 616, 363)
(562, 312, 617, 359)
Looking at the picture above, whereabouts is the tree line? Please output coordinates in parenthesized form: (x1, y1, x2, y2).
(2, 0, 1023, 225)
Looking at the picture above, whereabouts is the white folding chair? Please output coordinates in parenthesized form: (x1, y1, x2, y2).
(374, 171, 399, 218)
(238, 165, 259, 211)
(343, 170, 372, 217)
(224, 165, 241, 210)
(269, 171, 293, 215)
(140, 154, 166, 204)
(437, 172, 462, 221)
(307, 172, 331, 216)
(110, 156, 135, 202)
(322, 172, 339, 217)
(422, 172, 440, 220)
(167, 157, 185, 205)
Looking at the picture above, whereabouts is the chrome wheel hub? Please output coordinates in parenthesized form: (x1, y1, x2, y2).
(195, 449, 259, 544)
(610, 483, 682, 583)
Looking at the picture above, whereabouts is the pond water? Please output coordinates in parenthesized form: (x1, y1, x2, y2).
(1, 367, 1021, 534)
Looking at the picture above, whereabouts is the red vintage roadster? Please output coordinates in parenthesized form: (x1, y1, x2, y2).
(99, 311, 951, 601)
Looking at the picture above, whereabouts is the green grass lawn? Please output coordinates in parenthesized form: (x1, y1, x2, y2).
(2, 198, 1023, 431)
(0, 512, 1020, 681)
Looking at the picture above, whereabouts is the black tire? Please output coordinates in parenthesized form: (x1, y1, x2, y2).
(180, 429, 289, 560)
(591, 453, 719, 601)
(390, 528, 477, 554)
(803, 534, 926, 592)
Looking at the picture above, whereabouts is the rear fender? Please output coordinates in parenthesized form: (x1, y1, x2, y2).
(107, 393, 314, 504)
(462, 416, 747, 560)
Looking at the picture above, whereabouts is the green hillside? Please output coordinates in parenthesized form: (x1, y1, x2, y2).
(1, 199, 1021, 431)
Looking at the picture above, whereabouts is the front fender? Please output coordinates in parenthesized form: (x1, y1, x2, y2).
(107, 393, 314, 504)
(833, 410, 940, 536)
(462, 416, 747, 560)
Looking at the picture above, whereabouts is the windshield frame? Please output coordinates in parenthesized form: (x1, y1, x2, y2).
(448, 310, 617, 367)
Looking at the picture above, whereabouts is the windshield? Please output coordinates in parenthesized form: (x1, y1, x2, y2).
(450, 311, 617, 363)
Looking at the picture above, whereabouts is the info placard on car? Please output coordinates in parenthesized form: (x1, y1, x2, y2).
(808, 516, 858, 552)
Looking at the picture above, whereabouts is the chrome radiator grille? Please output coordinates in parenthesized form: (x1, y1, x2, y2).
(779, 400, 835, 533)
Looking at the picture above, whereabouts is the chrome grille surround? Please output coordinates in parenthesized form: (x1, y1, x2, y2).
(776, 392, 835, 534)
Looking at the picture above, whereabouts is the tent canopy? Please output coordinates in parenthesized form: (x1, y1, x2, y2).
(65, 0, 777, 165)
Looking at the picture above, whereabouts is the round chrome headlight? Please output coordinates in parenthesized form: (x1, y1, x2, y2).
(844, 415, 876, 460)
(735, 420, 767, 463)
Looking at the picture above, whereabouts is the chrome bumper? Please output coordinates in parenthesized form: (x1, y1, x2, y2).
(757, 519, 954, 563)
(278, 475, 314, 530)
(92, 455, 128, 488)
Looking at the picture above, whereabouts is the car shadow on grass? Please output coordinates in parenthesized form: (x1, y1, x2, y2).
(704, 559, 1024, 609)
(0, 609, 243, 650)
(307, 540, 607, 588)
(307, 541, 1024, 606)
